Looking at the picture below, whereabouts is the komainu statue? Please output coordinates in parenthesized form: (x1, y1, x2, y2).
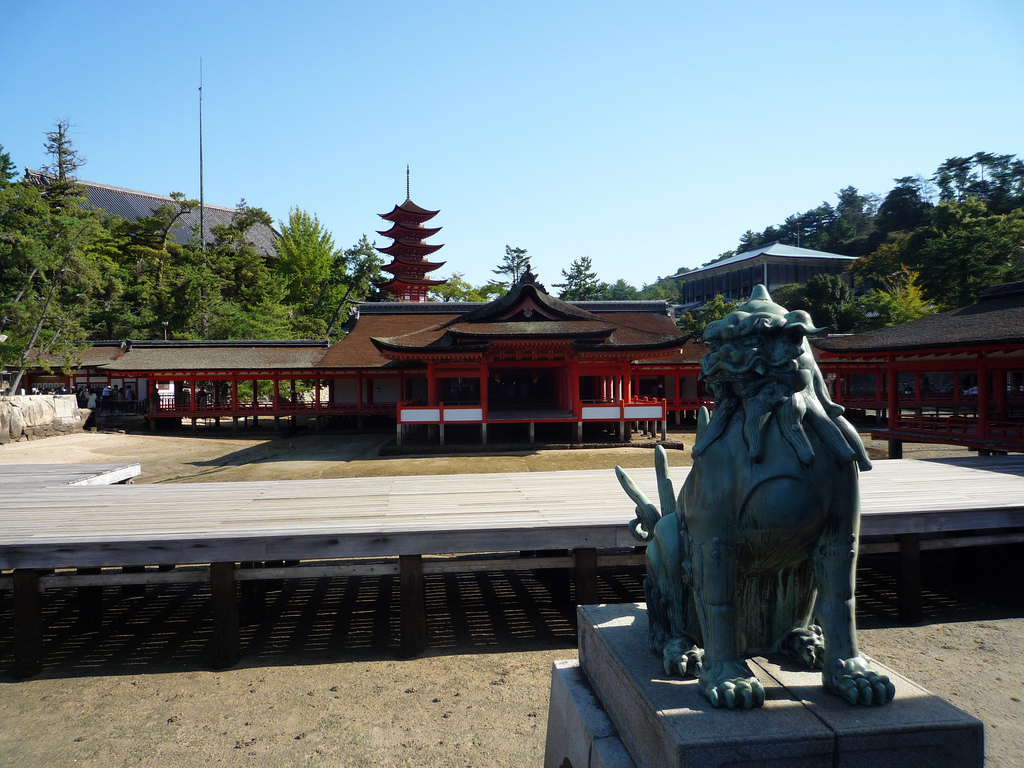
(617, 285, 895, 710)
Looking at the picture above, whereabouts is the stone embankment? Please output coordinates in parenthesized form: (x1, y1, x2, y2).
(0, 395, 87, 444)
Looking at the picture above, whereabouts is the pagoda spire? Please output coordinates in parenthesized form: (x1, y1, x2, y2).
(377, 174, 447, 302)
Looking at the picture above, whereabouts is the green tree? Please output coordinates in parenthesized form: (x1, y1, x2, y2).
(848, 232, 912, 290)
(849, 268, 937, 331)
(0, 144, 17, 188)
(276, 207, 340, 306)
(492, 245, 531, 287)
(428, 272, 505, 302)
(607, 279, 640, 300)
(322, 235, 385, 337)
(912, 199, 1024, 307)
(554, 256, 609, 301)
(678, 294, 738, 337)
(763, 276, 854, 331)
(0, 179, 103, 392)
(638, 277, 683, 303)
(41, 120, 87, 204)
(874, 176, 933, 238)
(96, 192, 197, 338)
(768, 282, 807, 310)
(801, 274, 854, 332)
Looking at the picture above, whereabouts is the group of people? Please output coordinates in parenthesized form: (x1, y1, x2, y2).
(74, 384, 136, 410)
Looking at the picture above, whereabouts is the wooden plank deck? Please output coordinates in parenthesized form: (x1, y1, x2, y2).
(0, 463, 141, 489)
(3, 457, 1024, 569)
(3, 456, 1024, 675)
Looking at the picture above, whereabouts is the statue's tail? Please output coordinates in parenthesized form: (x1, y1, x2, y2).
(617, 446, 680, 542)
(616, 465, 662, 541)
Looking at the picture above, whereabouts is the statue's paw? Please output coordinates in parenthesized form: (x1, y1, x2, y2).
(779, 624, 825, 670)
(663, 637, 703, 677)
(825, 657, 896, 705)
(699, 662, 764, 709)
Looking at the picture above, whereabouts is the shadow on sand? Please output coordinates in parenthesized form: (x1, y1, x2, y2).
(1, 547, 1020, 682)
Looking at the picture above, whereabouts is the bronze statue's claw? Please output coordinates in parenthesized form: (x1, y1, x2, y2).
(826, 657, 896, 705)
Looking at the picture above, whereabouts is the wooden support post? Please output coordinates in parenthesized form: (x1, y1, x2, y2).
(12, 569, 43, 679)
(573, 548, 599, 606)
(481, 422, 487, 445)
(78, 566, 103, 629)
(396, 423, 403, 447)
(122, 565, 146, 597)
(618, 421, 626, 442)
(897, 533, 923, 624)
(239, 563, 266, 626)
(661, 419, 667, 442)
(399, 554, 427, 658)
(439, 423, 445, 446)
(529, 422, 535, 443)
(210, 562, 240, 669)
(576, 421, 583, 442)
(888, 439, 903, 459)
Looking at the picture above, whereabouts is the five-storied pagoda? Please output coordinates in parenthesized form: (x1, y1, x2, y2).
(376, 167, 447, 301)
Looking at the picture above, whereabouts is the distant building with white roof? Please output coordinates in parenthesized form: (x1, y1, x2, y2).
(671, 242, 856, 307)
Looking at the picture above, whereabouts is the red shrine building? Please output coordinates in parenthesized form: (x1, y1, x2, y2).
(36, 191, 707, 446)
(814, 282, 1024, 456)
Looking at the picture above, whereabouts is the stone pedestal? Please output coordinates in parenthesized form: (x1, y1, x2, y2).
(544, 603, 983, 768)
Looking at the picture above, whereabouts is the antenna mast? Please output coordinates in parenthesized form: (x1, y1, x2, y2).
(199, 59, 205, 250)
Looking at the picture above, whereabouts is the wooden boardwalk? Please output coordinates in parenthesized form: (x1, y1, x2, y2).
(3, 457, 1024, 675)
(4, 457, 1024, 567)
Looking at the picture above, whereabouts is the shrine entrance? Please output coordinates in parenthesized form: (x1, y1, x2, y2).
(488, 369, 557, 412)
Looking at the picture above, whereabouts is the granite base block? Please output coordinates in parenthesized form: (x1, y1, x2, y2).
(545, 659, 637, 768)
(544, 603, 983, 768)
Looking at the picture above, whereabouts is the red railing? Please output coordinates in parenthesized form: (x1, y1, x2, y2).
(886, 415, 1024, 447)
(150, 400, 398, 417)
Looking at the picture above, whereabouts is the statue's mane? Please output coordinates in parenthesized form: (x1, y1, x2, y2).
(692, 287, 871, 471)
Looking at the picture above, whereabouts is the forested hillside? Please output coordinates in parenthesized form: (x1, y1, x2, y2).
(641, 152, 1024, 334)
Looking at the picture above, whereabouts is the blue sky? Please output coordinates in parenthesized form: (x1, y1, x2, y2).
(2, 1, 1022, 289)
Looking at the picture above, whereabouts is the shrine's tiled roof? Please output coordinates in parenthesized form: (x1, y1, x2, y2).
(101, 341, 329, 373)
(314, 312, 461, 369)
(28, 341, 127, 370)
(365, 282, 685, 359)
(813, 282, 1024, 355)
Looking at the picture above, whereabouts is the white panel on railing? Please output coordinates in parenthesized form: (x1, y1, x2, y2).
(402, 408, 441, 423)
(443, 408, 483, 422)
(582, 406, 621, 420)
(624, 406, 664, 419)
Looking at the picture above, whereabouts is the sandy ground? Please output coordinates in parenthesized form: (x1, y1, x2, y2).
(1, 425, 1022, 767)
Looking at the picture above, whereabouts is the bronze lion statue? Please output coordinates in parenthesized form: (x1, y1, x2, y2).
(617, 285, 895, 710)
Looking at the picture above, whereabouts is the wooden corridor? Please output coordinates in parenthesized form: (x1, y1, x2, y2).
(3, 456, 1024, 676)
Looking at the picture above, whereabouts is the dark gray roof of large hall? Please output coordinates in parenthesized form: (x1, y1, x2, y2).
(672, 242, 855, 280)
(23, 171, 279, 257)
(813, 282, 1024, 354)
